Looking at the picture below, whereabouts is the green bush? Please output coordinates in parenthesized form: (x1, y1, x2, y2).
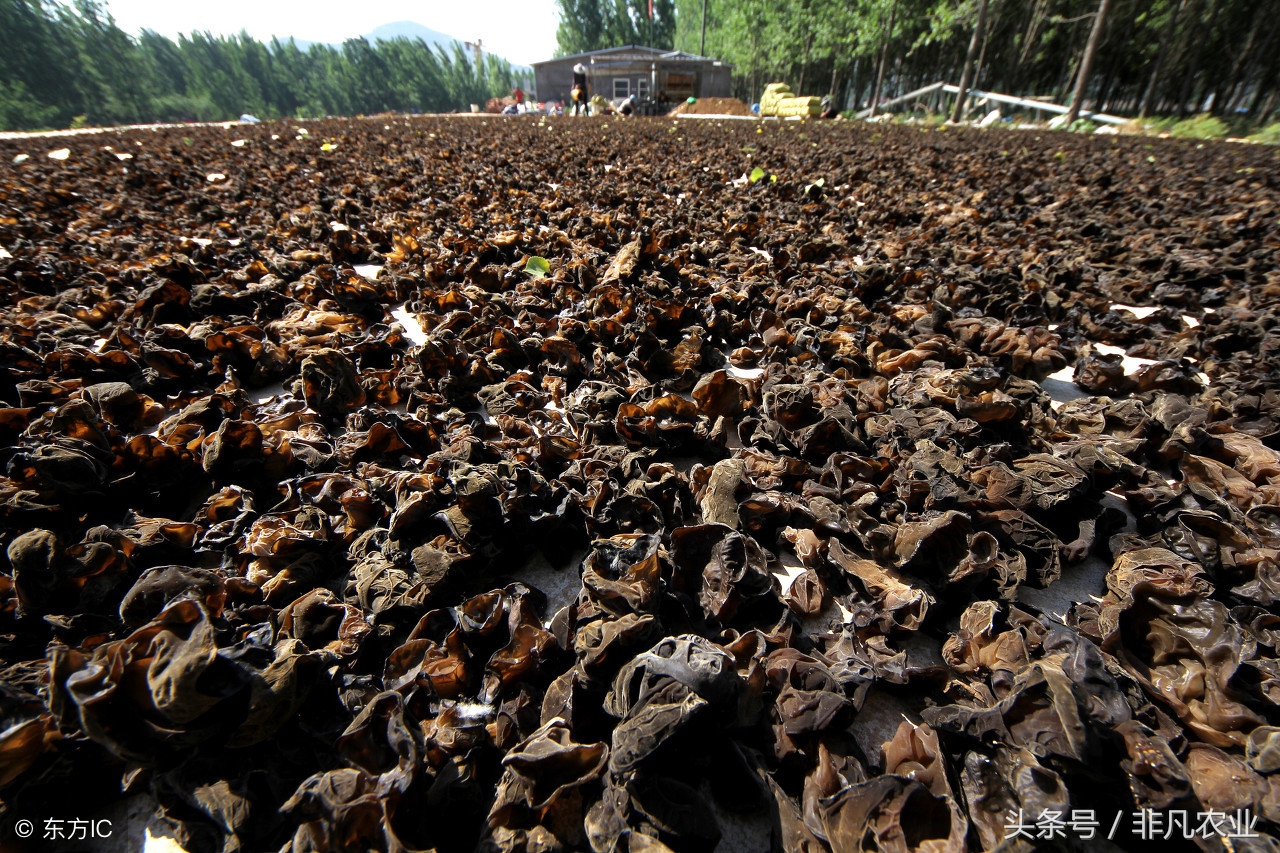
(0, 80, 60, 130)
(1169, 113, 1229, 139)
(150, 94, 224, 123)
(1141, 116, 1178, 134)
(1249, 122, 1280, 144)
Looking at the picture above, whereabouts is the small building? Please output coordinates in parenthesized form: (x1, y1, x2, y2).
(533, 45, 732, 109)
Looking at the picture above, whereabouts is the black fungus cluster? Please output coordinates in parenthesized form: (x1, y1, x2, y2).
(2, 116, 1280, 853)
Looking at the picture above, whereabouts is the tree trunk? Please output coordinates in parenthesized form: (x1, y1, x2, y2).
(1093, 8, 1132, 113)
(1017, 0, 1048, 76)
(1219, 12, 1269, 115)
(1159, 0, 1200, 114)
(1239, 17, 1280, 114)
(1178, 0, 1216, 114)
(1066, 0, 1111, 125)
(830, 58, 839, 98)
(1056, 19, 1088, 103)
(927, 50, 943, 112)
(1248, 50, 1280, 118)
(951, 0, 990, 122)
(869, 0, 897, 117)
(1189, 0, 1226, 113)
(1258, 88, 1277, 122)
(849, 56, 859, 109)
(1139, 0, 1187, 117)
(1094, 55, 1117, 113)
(797, 31, 813, 95)
(699, 0, 708, 56)
(972, 13, 991, 96)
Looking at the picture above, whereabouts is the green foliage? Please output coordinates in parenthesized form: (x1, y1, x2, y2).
(0, 79, 58, 130)
(0, 1, 517, 131)
(557, 0, 676, 55)
(1249, 123, 1280, 144)
(525, 256, 551, 278)
(557, 0, 607, 55)
(4, 0, 1275, 131)
(1138, 116, 1177, 133)
(151, 93, 222, 122)
(1169, 114, 1230, 140)
(656, 0, 1280, 122)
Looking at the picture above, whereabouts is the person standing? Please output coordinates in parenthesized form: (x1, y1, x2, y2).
(571, 63, 589, 116)
(512, 86, 524, 106)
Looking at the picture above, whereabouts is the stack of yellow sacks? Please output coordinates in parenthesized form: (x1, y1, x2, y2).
(759, 82, 792, 116)
(759, 82, 822, 117)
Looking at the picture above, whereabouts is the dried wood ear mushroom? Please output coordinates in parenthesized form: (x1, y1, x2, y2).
(2, 116, 1279, 851)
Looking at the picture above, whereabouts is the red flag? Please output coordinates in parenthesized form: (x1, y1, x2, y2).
(648, 0, 654, 18)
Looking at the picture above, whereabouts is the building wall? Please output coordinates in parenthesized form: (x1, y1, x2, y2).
(534, 53, 732, 104)
(534, 63, 576, 104)
(591, 65, 656, 100)
(701, 66, 732, 98)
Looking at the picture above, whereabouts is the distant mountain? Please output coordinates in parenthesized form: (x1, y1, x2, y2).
(280, 22, 458, 53)
(365, 21, 458, 51)
(278, 21, 531, 74)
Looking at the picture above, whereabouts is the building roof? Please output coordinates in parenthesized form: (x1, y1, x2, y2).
(533, 45, 721, 67)
(658, 50, 715, 61)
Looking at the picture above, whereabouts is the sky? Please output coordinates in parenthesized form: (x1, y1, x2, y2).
(100, 0, 563, 67)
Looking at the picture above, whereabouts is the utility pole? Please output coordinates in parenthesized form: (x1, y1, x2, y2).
(950, 0, 988, 123)
(700, 0, 708, 55)
(1066, 0, 1111, 126)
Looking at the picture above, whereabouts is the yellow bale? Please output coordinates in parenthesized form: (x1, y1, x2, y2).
(775, 95, 822, 117)
(760, 82, 793, 117)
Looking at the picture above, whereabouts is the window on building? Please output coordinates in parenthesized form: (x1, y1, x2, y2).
(637, 78, 650, 99)
(613, 78, 630, 99)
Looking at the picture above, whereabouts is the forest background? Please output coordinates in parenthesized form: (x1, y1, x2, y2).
(563, 0, 1275, 129)
(1, 0, 1275, 132)
(0, 0, 520, 130)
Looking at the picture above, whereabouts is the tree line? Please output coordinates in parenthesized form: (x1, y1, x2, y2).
(554, 0, 678, 56)
(0, 0, 518, 131)
(559, 0, 1277, 123)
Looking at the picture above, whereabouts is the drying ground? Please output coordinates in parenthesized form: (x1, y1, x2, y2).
(2, 115, 1280, 852)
